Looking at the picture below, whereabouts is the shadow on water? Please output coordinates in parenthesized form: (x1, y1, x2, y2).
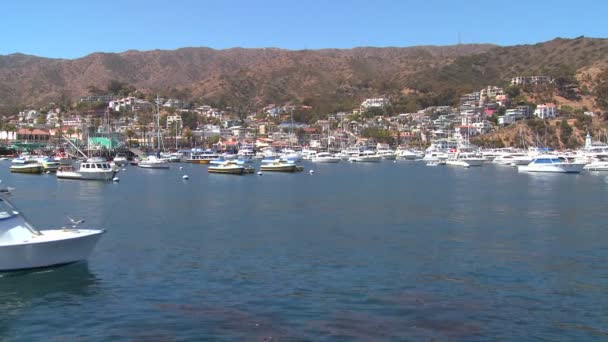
(0, 263, 99, 334)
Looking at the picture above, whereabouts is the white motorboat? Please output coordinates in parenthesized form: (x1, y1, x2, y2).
(493, 153, 533, 166)
(112, 153, 129, 166)
(445, 152, 484, 167)
(311, 152, 341, 163)
(139, 155, 170, 169)
(518, 155, 585, 173)
(260, 160, 298, 172)
(376, 150, 397, 160)
(426, 160, 446, 166)
(208, 161, 252, 174)
(0, 193, 104, 271)
(397, 148, 422, 160)
(583, 158, 608, 171)
(57, 158, 118, 180)
(349, 150, 381, 162)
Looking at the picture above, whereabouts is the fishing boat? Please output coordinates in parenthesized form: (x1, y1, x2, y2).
(518, 155, 585, 173)
(57, 158, 118, 180)
(10, 160, 43, 174)
(0, 191, 104, 271)
(260, 160, 298, 172)
(208, 161, 250, 175)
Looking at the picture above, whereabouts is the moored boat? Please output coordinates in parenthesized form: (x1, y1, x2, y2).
(0, 192, 104, 271)
(57, 158, 118, 180)
(260, 160, 298, 172)
(518, 155, 585, 173)
(10, 160, 43, 174)
(208, 161, 250, 175)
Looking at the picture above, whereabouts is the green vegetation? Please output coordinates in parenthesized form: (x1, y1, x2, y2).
(360, 127, 393, 144)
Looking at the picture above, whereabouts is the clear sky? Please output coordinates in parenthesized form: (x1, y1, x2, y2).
(2, 0, 606, 59)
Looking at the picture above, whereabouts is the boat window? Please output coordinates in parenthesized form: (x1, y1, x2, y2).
(84, 164, 89, 168)
(96, 164, 102, 168)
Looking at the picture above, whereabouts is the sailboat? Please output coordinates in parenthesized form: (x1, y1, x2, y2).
(139, 96, 170, 169)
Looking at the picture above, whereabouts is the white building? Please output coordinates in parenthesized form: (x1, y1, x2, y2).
(166, 115, 183, 129)
(361, 98, 390, 109)
(534, 104, 557, 119)
(511, 76, 553, 86)
(109, 97, 153, 112)
(480, 86, 504, 100)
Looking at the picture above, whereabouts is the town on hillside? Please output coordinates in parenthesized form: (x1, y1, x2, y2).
(0, 75, 606, 156)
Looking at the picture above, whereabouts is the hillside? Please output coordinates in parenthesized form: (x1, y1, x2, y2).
(1, 37, 607, 115)
(0, 45, 495, 111)
(472, 116, 608, 149)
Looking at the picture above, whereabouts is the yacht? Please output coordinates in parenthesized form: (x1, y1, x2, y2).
(139, 155, 170, 169)
(518, 155, 585, 173)
(112, 153, 129, 166)
(0, 192, 104, 271)
(279, 148, 302, 161)
(397, 148, 422, 160)
(583, 158, 608, 171)
(376, 149, 397, 160)
(160, 152, 182, 163)
(237, 147, 255, 160)
(349, 150, 381, 162)
(445, 152, 484, 167)
(493, 153, 533, 166)
(57, 158, 118, 180)
(311, 152, 341, 163)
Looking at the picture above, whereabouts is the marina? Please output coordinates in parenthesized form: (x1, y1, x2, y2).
(0, 157, 607, 340)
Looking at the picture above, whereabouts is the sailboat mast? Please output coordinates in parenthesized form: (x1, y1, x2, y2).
(156, 95, 161, 151)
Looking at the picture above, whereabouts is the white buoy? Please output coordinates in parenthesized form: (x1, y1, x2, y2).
(182, 175, 189, 180)
(112, 177, 120, 182)
(393, 160, 397, 163)
(122, 168, 126, 171)
(46, 171, 51, 174)
(257, 171, 263, 175)
(309, 170, 315, 174)
(179, 166, 183, 170)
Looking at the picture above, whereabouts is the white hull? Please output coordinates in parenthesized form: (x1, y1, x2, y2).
(312, 157, 341, 163)
(0, 229, 104, 271)
(57, 170, 116, 180)
(518, 164, 585, 173)
(446, 158, 484, 167)
(584, 162, 608, 171)
(139, 162, 170, 169)
(349, 155, 381, 162)
(113, 158, 129, 166)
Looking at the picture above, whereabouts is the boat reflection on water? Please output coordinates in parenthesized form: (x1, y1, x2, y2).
(0, 263, 100, 316)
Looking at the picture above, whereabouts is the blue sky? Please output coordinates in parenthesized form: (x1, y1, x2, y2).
(2, 0, 606, 59)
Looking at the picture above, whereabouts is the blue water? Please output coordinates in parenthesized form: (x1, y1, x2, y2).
(1, 161, 608, 340)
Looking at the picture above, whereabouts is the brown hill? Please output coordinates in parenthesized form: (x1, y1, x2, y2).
(1, 37, 607, 114)
(0, 45, 495, 110)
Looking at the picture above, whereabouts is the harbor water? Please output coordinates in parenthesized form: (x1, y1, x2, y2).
(1, 161, 608, 340)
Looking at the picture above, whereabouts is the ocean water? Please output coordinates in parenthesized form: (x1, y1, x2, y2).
(1, 161, 607, 341)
